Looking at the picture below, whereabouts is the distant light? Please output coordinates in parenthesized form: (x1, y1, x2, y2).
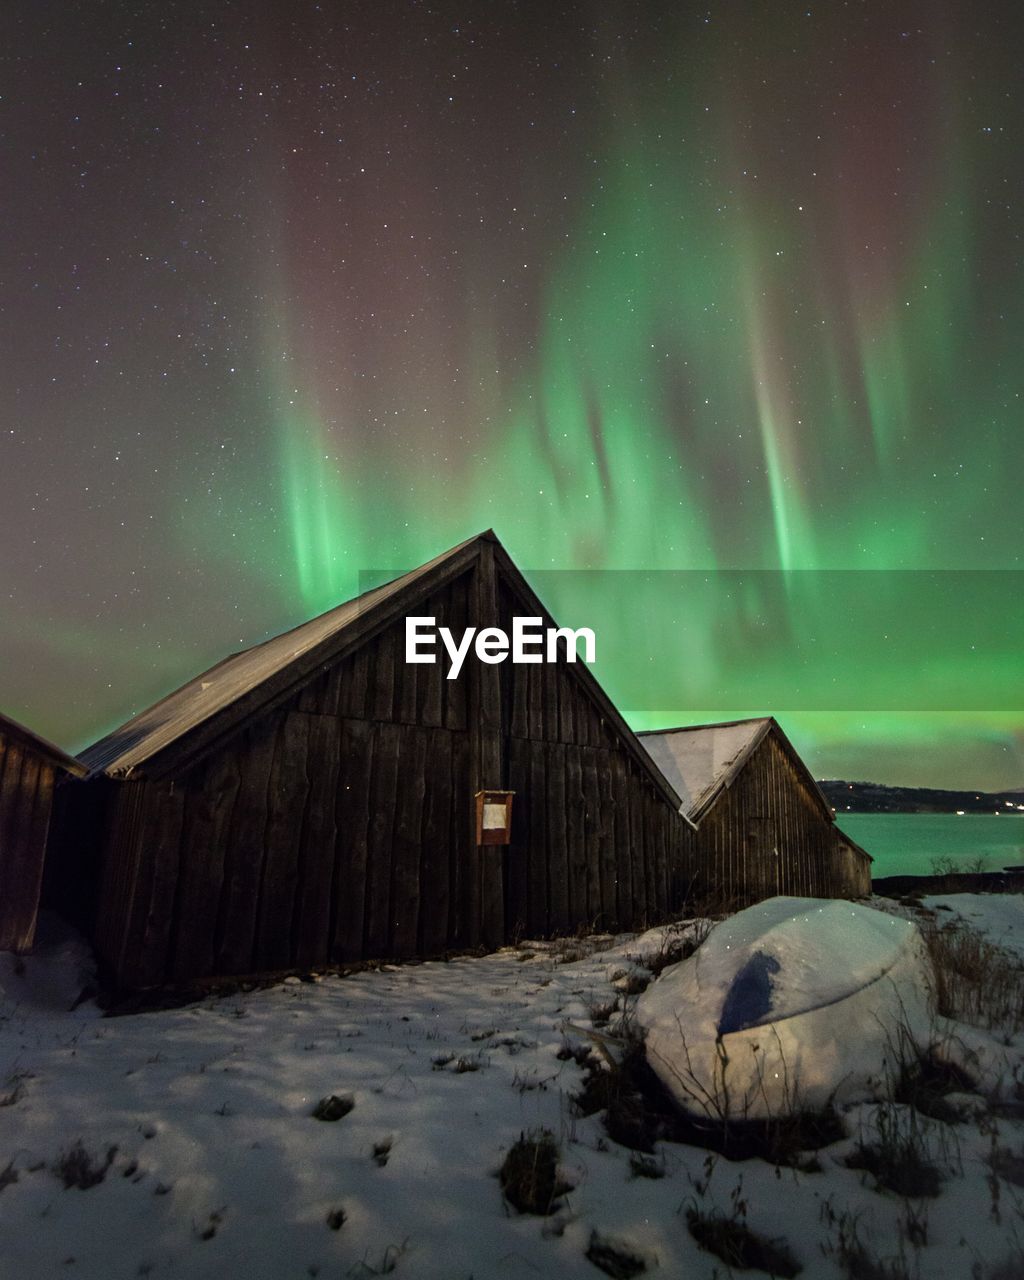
(956, 810, 965, 816)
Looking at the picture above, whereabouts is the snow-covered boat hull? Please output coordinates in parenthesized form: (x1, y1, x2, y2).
(636, 897, 933, 1120)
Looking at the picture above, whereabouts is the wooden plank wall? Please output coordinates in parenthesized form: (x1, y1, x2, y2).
(94, 561, 695, 987)
(497, 576, 693, 940)
(833, 838, 872, 897)
(0, 731, 58, 953)
(694, 731, 868, 905)
(98, 571, 473, 985)
(503, 738, 691, 938)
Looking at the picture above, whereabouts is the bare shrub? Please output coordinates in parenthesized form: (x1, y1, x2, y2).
(930, 854, 989, 881)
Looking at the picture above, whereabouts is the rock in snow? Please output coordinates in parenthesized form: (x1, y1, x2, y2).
(635, 896, 934, 1120)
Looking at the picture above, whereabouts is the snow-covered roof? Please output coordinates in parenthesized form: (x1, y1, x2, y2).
(80, 534, 689, 817)
(81, 532, 488, 777)
(636, 718, 774, 820)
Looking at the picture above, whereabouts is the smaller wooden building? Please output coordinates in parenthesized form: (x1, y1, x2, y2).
(638, 717, 871, 903)
(0, 712, 86, 953)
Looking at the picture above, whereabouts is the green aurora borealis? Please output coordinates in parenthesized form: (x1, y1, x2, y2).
(2, 3, 1021, 787)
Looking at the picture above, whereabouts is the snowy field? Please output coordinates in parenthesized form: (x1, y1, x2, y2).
(2, 895, 1023, 1280)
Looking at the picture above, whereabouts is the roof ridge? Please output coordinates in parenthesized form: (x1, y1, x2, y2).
(80, 530, 494, 775)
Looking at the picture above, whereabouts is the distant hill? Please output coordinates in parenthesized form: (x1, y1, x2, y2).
(819, 780, 1024, 815)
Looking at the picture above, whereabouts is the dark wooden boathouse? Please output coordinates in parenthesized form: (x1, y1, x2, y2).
(54, 531, 696, 989)
(0, 712, 86, 953)
(638, 717, 871, 903)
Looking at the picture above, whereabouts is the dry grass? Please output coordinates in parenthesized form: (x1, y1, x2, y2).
(0, 1072, 28, 1108)
(980, 1246, 1024, 1280)
(498, 1130, 572, 1215)
(824, 1208, 914, 1280)
(921, 916, 1024, 1036)
(846, 1138, 942, 1198)
(921, 916, 1024, 1034)
(311, 1093, 354, 1121)
(585, 1231, 648, 1278)
(52, 1141, 118, 1190)
(989, 1143, 1024, 1188)
(893, 1043, 978, 1124)
(574, 1034, 843, 1165)
(628, 1152, 666, 1180)
(844, 1105, 944, 1199)
(686, 1205, 801, 1277)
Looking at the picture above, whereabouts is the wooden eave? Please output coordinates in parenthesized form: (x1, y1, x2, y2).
(0, 712, 87, 777)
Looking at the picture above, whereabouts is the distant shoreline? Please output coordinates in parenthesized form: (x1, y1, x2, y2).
(872, 868, 1024, 897)
(820, 779, 1024, 815)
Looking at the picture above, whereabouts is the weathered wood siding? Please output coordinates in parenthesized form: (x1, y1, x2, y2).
(833, 834, 872, 898)
(496, 577, 691, 938)
(82, 553, 693, 988)
(0, 729, 60, 953)
(694, 731, 870, 904)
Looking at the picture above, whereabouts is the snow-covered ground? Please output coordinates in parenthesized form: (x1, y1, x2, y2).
(1, 896, 1023, 1279)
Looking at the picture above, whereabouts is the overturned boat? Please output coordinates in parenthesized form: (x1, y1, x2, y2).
(636, 897, 934, 1121)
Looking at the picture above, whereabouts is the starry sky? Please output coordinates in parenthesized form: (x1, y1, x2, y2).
(2, 1, 1022, 789)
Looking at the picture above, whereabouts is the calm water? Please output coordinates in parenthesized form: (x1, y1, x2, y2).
(836, 813, 1024, 879)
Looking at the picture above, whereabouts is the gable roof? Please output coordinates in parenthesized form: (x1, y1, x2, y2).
(637, 716, 834, 825)
(0, 711, 87, 777)
(80, 531, 690, 816)
(81, 532, 486, 777)
(637, 718, 771, 820)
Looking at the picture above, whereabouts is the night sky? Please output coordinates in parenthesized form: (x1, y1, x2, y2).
(3, 1, 1022, 789)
